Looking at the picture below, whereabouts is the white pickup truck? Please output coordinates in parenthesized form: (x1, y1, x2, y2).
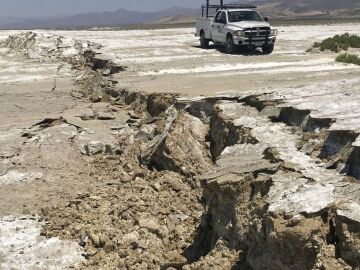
(196, 6, 278, 54)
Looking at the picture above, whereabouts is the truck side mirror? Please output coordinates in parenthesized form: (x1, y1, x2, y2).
(264, 17, 269, 22)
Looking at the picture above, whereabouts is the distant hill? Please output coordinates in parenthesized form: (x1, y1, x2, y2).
(150, 0, 360, 25)
(0, 7, 200, 29)
(239, 0, 360, 18)
(0, 1, 359, 29)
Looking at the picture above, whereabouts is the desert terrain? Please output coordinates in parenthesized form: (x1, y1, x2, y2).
(0, 23, 360, 269)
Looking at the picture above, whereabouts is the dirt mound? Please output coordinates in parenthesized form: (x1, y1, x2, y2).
(40, 104, 212, 269)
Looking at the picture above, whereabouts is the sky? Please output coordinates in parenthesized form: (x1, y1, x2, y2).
(0, 0, 205, 18)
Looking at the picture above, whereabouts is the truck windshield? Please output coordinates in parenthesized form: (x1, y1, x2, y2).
(228, 11, 263, 22)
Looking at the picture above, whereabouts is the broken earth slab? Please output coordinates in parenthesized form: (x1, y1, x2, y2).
(0, 31, 98, 63)
(213, 100, 358, 217)
(194, 97, 360, 269)
(0, 215, 83, 270)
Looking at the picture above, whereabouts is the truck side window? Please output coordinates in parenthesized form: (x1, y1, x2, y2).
(214, 12, 222, 23)
(220, 12, 227, 24)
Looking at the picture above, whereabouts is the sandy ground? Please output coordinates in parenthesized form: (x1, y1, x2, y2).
(0, 23, 360, 269)
(1, 24, 359, 96)
(50, 23, 360, 95)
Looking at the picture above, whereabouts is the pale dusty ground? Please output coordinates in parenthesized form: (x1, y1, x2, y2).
(51, 23, 360, 95)
(0, 32, 128, 269)
(1, 24, 360, 95)
(0, 215, 83, 270)
(0, 23, 360, 269)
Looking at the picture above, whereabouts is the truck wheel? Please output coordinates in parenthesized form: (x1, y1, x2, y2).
(262, 43, 274, 54)
(225, 36, 236, 54)
(200, 32, 209, 49)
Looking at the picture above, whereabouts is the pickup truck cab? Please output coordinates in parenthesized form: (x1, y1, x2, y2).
(196, 8, 278, 54)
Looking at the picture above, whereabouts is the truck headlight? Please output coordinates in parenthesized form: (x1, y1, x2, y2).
(233, 30, 245, 37)
(271, 29, 278, 36)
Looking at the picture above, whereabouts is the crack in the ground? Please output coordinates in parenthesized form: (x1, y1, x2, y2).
(2, 32, 359, 270)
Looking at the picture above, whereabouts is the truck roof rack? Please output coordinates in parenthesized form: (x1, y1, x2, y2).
(201, 1, 257, 18)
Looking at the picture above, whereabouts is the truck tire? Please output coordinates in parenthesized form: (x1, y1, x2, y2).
(262, 43, 274, 54)
(225, 36, 236, 54)
(200, 32, 209, 49)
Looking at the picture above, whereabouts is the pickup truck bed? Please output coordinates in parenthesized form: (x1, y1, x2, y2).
(196, 18, 213, 40)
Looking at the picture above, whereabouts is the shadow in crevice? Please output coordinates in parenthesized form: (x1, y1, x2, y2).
(319, 130, 358, 159)
(182, 212, 216, 263)
(231, 259, 255, 270)
(182, 186, 240, 264)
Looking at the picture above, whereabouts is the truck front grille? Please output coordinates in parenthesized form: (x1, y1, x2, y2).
(244, 27, 271, 37)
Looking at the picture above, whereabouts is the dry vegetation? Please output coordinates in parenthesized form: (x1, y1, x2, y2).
(336, 52, 360, 65)
(307, 33, 360, 52)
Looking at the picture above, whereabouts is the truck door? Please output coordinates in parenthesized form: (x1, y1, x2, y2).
(212, 11, 227, 43)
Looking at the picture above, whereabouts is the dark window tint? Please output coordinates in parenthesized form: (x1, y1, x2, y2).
(228, 11, 263, 22)
(220, 12, 227, 24)
(214, 12, 222, 23)
(215, 12, 226, 24)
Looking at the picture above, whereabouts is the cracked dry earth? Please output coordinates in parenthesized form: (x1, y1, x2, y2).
(0, 26, 360, 270)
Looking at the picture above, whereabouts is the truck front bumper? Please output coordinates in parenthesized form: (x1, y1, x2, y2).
(233, 35, 277, 47)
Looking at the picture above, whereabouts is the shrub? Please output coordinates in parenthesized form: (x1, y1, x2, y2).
(308, 33, 360, 53)
(336, 53, 360, 65)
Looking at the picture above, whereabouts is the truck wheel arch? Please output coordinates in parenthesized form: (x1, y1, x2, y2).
(226, 33, 233, 40)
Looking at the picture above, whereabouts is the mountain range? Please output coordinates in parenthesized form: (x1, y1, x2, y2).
(246, 0, 360, 17)
(0, 0, 359, 29)
(0, 7, 200, 29)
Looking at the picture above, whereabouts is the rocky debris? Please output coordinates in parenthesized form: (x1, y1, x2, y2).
(147, 93, 178, 117)
(41, 162, 205, 269)
(107, 89, 178, 119)
(89, 55, 126, 75)
(147, 111, 213, 177)
(78, 106, 119, 121)
(97, 112, 116, 120)
(137, 217, 161, 233)
(82, 141, 104, 156)
(73, 63, 121, 105)
(135, 124, 156, 140)
(184, 240, 244, 270)
(0, 31, 98, 62)
(39, 97, 215, 269)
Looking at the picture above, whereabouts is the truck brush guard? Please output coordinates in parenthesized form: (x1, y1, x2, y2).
(243, 27, 271, 46)
(244, 27, 271, 37)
